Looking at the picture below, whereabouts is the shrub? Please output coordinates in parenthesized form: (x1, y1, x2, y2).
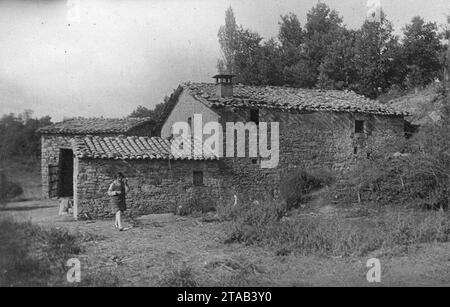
(0, 218, 102, 286)
(177, 193, 216, 216)
(225, 199, 286, 244)
(158, 265, 199, 287)
(224, 199, 450, 257)
(0, 171, 23, 204)
(336, 123, 449, 210)
(280, 168, 334, 210)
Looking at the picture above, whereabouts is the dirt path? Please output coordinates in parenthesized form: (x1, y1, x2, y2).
(1, 199, 449, 286)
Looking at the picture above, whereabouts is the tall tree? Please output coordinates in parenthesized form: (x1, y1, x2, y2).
(302, 2, 344, 87)
(402, 16, 444, 88)
(317, 29, 359, 90)
(278, 13, 304, 51)
(217, 6, 239, 74)
(254, 38, 284, 86)
(282, 3, 344, 88)
(278, 13, 304, 85)
(232, 27, 264, 84)
(353, 11, 403, 98)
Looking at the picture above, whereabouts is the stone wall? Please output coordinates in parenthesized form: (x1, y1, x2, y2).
(41, 109, 405, 218)
(40, 135, 73, 198)
(74, 158, 228, 219)
(161, 90, 220, 139)
(213, 108, 405, 201)
(41, 127, 154, 199)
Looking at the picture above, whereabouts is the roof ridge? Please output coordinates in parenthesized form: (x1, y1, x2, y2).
(37, 117, 155, 135)
(184, 82, 407, 116)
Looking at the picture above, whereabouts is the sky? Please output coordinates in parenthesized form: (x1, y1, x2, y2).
(0, 0, 448, 121)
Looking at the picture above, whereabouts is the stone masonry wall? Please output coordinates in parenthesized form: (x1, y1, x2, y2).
(75, 158, 228, 219)
(41, 135, 73, 198)
(214, 108, 405, 202)
(41, 127, 154, 199)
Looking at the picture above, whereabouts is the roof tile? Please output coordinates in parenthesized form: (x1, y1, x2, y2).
(184, 83, 406, 116)
(73, 135, 217, 161)
(38, 117, 154, 135)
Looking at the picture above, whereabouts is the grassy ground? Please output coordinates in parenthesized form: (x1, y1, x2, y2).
(1, 161, 449, 286)
(1, 199, 450, 287)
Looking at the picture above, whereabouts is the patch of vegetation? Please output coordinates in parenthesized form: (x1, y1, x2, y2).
(0, 218, 107, 286)
(337, 123, 449, 210)
(0, 171, 23, 205)
(280, 168, 334, 210)
(158, 264, 199, 287)
(79, 270, 121, 287)
(206, 256, 269, 287)
(223, 197, 450, 257)
(176, 194, 216, 216)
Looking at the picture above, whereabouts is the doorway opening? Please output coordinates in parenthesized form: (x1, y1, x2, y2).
(59, 149, 73, 197)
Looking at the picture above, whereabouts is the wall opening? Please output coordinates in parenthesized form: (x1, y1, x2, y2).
(355, 120, 364, 133)
(187, 117, 192, 132)
(59, 148, 73, 197)
(193, 171, 203, 186)
(250, 109, 259, 125)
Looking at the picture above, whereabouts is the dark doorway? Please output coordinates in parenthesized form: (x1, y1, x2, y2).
(59, 149, 73, 197)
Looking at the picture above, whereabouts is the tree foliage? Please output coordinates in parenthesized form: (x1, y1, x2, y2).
(0, 111, 52, 161)
(217, 4, 446, 98)
(402, 16, 444, 88)
(353, 12, 404, 98)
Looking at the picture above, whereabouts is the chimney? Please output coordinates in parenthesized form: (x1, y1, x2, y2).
(213, 74, 234, 98)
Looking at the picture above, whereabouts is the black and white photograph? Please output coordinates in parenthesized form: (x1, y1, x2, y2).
(0, 0, 449, 290)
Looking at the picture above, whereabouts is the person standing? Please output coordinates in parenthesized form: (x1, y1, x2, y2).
(107, 172, 130, 231)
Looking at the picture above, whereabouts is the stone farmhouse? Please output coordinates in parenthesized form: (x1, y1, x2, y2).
(39, 75, 407, 219)
(38, 117, 155, 199)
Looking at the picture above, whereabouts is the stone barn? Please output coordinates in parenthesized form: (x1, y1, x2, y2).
(160, 75, 408, 200)
(38, 117, 155, 200)
(38, 76, 408, 219)
(71, 135, 220, 219)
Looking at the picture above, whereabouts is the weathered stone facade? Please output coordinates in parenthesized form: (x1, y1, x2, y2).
(39, 118, 155, 199)
(40, 135, 74, 198)
(160, 83, 406, 201)
(212, 108, 405, 199)
(74, 159, 226, 219)
(39, 84, 407, 220)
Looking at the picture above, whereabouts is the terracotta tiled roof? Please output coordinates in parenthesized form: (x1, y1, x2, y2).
(38, 117, 154, 135)
(184, 83, 406, 116)
(73, 135, 218, 161)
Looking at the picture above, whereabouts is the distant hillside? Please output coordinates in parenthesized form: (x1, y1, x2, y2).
(386, 83, 448, 126)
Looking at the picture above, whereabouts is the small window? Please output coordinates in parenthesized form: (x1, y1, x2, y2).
(250, 109, 259, 125)
(193, 171, 203, 186)
(353, 146, 358, 155)
(355, 120, 364, 134)
(252, 158, 258, 164)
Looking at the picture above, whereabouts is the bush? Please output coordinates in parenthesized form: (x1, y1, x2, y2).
(280, 168, 334, 210)
(158, 265, 199, 287)
(224, 199, 450, 257)
(0, 218, 101, 286)
(0, 171, 23, 204)
(224, 199, 286, 244)
(177, 194, 216, 216)
(336, 123, 449, 210)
